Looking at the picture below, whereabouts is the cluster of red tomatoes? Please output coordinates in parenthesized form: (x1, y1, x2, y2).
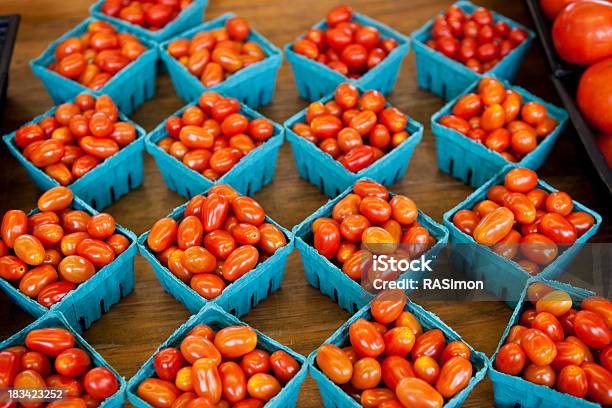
(138, 323, 300, 407)
(292, 5, 399, 78)
(158, 92, 275, 181)
(0, 187, 129, 308)
(147, 184, 286, 300)
(440, 77, 558, 161)
(495, 284, 612, 405)
(101, 0, 194, 30)
(316, 290, 474, 408)
(0, 327, 120, 406)
(311, 180, 434, 283)
(48, 20, 147, 90)
(541, 0, 612, 168)
(427, 5, 528, 74)
(14, 93, 136, 186)
(292, 83, 411, 173)
(452, 168, 596, 275)
(167, 17, 266, 88)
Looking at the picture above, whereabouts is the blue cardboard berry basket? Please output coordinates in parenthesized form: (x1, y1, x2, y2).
(137, 191, 294, 318)
(159, 13, 283, 108)
(293, 180, 449, 314)
(285, 12, 410, 101)
(3, 92, 147, 211)
(411, 0, 535, 101)
(0, 311, 126, 407)
(284, 88, 423, 198)
(431, 76, 568, 188)
(309, 299, 488, 407)
(489, 277, 601, 408)
(30, 17, 158, 115)
(442, 165, 602, 309)
(126, 302, 308, 407)
(0, 195, 137, 333)
(146, 97, 284, 199)
(90, 0, 207, 43)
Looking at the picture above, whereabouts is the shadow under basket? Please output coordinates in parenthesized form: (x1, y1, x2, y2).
(489, 277, 601, 408)
(146, 98, 284, 199)
(308, 300, 489, 407)
(126, 302, 308, 407)
(0, 311, 127, 407)
(3, 93, 146, 211)
(0, 196, 137, 333)
(90, 0, 207, 43)
(411, 0, 535, 101)
(159, 12, 282, 108)
(292, 180, 449, 314)
(30, 17, 157, 115)
(284, 90, 423, 198)
(137, 193, 294, 318)
(285, 11, 410, 101)
(431, 75, 568, 188)
(443, 165, 602, 309)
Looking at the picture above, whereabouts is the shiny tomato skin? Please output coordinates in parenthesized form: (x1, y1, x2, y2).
(521, 328, 557, 366)
(411, 329, 446, 361)
(351, 357, 382, 390)
(25, 328, 75, 357)
(532, 312, 564, 342)
(557, 364, 588, 398)
(381, 355, 414, 390)
(582, 362, 612, 405)
(435, 356, 472, 398)
(349, 318, 385, 358)
(221, 245, 259, 282)
(0, 351, 20, 387)
(314, 222, 341, 259)
(269, 350, 300, 384)
(240, 349, 270, 377)
(54, 348, 91, 378)
(180, 335, 221, 366)
(219, 361, 247, 403)
(371, 289, 407, 324)
(137, 378, 181, 408)
(574, 310, 612, 349)
(191, 358, 222, 402)
(439, 341, 471, 366)
(214, 326, 257, 359)
(83, 367, 119, 401)
(522, 364, 556, 387)
(413, 356, 440, 385)
(551, 340, 585, 371)
(396, 377, 444, 408)
(37, 281, 76, 308)
(0, 255, 28, 281)
(536, 290, 573, 316)
(494, 343, 526, 375)
(582, 296, 612, 328)
(504, 168, 538, 193)
(316, 344, 353, 385)
(473, 207, 514, 245)
(154, 347, 185, 382)
(1, 210, 28, 248)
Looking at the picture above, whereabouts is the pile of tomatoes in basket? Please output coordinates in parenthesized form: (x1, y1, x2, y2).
(49, 20, 147, 90)
(138, 323, 301, 406)
(427, 4, 528, 73)
(311, 180, 434, 284)
(317, 290, 475, 407)
(101, 0, 194, 30)
(495, 283, 611, 405)
(147, 184, 286, 300)
(452, 168, 596, 274)
(14, 93, 136, 186)
(292, 83, 411, 173)
(0, 327, 121, 406)
(167, 17, 267, 88)
(439, 77, 558, 161)
(541, 0, 612, 167)
(158, 91, 275, 181)
(292, 5, 399, 78)
(0, 187, 129, 308)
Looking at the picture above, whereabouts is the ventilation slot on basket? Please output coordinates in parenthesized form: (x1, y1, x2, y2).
(501, 287, 508, 301)
(394, 168, 402, 183)
(230, 308, 237, 316)
(314, 274, 320, 289)
(332, 288, 338, 303)
(130, 93, 137, 113)
(442, 83, 448, 100)
(245, 182, 251, 196)
(110, 186, 116, 202)
(250, 293, 257, 308)
(128, 173, 133, 189)
(185, 187, 192, 198)
(319, 177, 325, 194)
(91, 199, 97, 210)
(466, 168, 473, 185)
(449, 158, 454, 175)
(79, 316, 87, 332)
(100, 299, 106, 315)
(267, 279, 273, 296)
(351, 303, 358, 313)
(119, 283, 124, 298)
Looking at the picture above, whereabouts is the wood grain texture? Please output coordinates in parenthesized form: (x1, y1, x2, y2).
(0, 0, 610, 406)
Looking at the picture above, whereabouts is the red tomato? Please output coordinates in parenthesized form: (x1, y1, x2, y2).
(269, 350, 300, 384)
(578, 58, 612, 134)
(137, 378, 181, 408)
(521, 328, 558, 366)
(154, 347, 185, 381)
(396, 377, 444, 408)
(495, 343, 526, 375)
(55, 348, 91, 378)
(574, 310, 612, 349)
(583, 362, 612, 405)
(219, 361, 247, 403)
(83, 367, 119, 401)
(180, 335, 221, 365)
(316, 344, 353, 385)
(371, 289, 407, 324)
(522, 364, 556, 387)
(435, 356, 472, 398)
(411, 329, 446, 361)
(25, 328, 74, 357)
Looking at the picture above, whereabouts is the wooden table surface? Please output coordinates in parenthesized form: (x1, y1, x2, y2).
(1, 0, 610, 406)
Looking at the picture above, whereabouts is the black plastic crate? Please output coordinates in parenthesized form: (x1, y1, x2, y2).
(0, 14, 20, 112)
(524, 0, 612, 198)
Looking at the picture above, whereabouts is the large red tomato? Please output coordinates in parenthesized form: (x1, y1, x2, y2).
(577, 58, 612, 133)
(552, 1, 612, 65)
(540, 0, 584, 20)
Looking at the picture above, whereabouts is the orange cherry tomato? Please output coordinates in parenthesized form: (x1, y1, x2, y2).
(148, 218, 178, 252)
(494, 343, 526, 375)
(414, 356, 440, 385)
(504, 168, 538, 193)
(221, 245, 259, 282)
(546, 191, 574, 216)
(574, 310, 612, 349)
(521, 328, 557, 366)
(350, 357, 382, 390)
(316, 344, 353, 385)
(539, 213, 577, 244)
(137, 378, 181, 408)
(520, 233, 558, 265)
(87, 213, 116, 240)
(396, 377, 443, 408)
(350, 318, 385, 358)
(473, 207, 514, 245)
(190, 274, 226, 300)
(177, 216, 204, 249)
(13, 234, 46, 266)
(522, 364, 556, 387)
(411, 329, 446, 361)
(435, 356, 472, 398)
(19, 265, 58, 298)
(59, 255, 95, 283)
(582, 363, 612, 405)
(25, 328, 74, 356)
(55, 348, 91, 378)
(76, 238, 115, 267)
(214, 326, 257, 359)
(191, 358, 222, 403)
(219, 361, 247, 404)
(180, 335, 221, 366)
